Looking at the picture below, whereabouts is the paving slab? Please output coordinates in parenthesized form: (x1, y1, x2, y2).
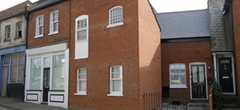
(0, 97, 75, 110)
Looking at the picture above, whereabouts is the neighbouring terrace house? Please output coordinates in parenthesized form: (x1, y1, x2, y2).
(68, 0, 161, 110)
(0, 1, 31, 99)
(24, 0, 70, 108)
(156, 9, 213, 104)
(211, 0, 240, 107)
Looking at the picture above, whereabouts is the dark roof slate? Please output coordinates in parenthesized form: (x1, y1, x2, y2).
(29, 0, 65, 12)
(0, 1, 31, 21)
(156, 9, 211, 39)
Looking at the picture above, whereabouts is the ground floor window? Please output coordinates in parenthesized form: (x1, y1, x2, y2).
(29, 53, 65, 91)
(108, 65, 123, 96)
(30, 57, 41, 90)
(52, 54, 65, 90)
(76, 68, 87, 95)
(2, 53, 24, 84)
(169, 63, 186, 88)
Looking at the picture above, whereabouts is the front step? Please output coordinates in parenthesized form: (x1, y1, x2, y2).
(187, 103, 209, 110)
(222, 94, 240, 109)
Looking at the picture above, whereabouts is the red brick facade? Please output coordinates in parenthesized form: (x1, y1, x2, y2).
(232, 0, 240, 96)
(69, 0, 161, 110)
(27, 1, 70, 48)
(161, 41, 213, 101)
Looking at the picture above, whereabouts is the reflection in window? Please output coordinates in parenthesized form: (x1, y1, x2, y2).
(52, 54, 65, 90)
(169, 64, 186, 88)
(77, 68, 87, 94)
(30, 57, 41, 90)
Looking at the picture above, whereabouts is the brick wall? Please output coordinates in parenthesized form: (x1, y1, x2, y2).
(138, 0, 161, 109)
(161, 41, 213, 101)
(232, 0, 240, 96)
(27, 1, 70, 48)
(69, 0, 160, 110)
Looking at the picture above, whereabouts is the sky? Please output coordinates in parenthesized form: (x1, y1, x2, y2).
(149, 0, 208, 13)
(0, 0, 208, 13)
(0, 0, 38, 11)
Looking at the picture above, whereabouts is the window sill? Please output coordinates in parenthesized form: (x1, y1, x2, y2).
(74, 57, 88, 60)
(170, 86, 187, 88)
(34, 35, 43, 38)
(14, 37, 22, 40)
(76, 39, 88, 43)
(48, 31, 59, 36)
(74, 92, 87, 95)
(107, 22, 124, 28)
(107, 93, 123, 97)
(4, 39, 11, 42)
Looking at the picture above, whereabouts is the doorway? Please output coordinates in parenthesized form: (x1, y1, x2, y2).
(218, 58, 234, 93)
(190, 64, 207, 99)
(43, 68, 50, 102)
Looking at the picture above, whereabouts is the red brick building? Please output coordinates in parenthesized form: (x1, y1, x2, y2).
(210, 0, 239, 108)
(24, 0, 70, 108)
(156, 10, 213, 106)
(69, 0, 161, 110)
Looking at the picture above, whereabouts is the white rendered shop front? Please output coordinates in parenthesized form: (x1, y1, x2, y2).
(25, 43, 69, 108)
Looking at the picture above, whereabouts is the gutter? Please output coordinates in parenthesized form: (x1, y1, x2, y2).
(28, 0, 65, 13)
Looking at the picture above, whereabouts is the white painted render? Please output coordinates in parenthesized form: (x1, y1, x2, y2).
(25, 42, 69, 109)
(0, 15, 26, 49)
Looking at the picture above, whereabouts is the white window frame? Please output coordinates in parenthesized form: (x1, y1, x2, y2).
(8, 53, 25, 84)
(5, 25, 11, 40)
(74, 15, 89, 59)
(49, 10, 59, 35)
(75, 15, 88, 42)
(107, 65, 123, 96)
(107, 6, 123, 28)
(35, 15, 44, 38)
(169, 63, 187, 88)
(16, 21, 22, 38)
(74, 68, 87, 95)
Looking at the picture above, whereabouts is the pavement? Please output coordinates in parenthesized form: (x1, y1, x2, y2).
(0, 97, 239, 110)
(0, 97, 76, 110)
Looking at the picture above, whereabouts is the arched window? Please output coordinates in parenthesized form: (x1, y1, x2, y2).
(75, 15, 89, 59)
(107, 6, 123, 28)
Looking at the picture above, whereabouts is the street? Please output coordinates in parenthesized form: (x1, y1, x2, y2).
(0, 106, 14, 110)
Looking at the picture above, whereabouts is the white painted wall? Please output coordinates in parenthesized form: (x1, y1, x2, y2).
(0, 15, 26, 48)
(25, 43, 69, 108)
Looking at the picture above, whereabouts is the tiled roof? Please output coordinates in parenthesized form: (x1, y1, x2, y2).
(0, 1, 31, 21)
(28, 0, 65, 12)
(156, 9, 211, 39)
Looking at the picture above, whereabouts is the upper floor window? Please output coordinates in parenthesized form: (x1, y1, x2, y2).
(35, 15, 44, 38)
(107, 6, 123, 28)
(76, 15, 88, 41)
(49, 11, 59, 34)
(108, 65, 123, 96)
(5, 25, 11, 40)
(16, 22, 22, 38)
(169, 63, 187, 88)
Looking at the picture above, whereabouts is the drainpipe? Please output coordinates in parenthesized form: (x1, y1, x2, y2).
(224, 1, 239, 104)
(213, 53, 217, 81)
(23, 4, 30, 101)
